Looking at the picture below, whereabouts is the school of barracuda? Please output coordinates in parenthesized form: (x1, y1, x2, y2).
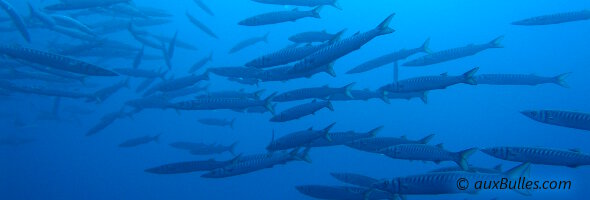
(1, 0, 589, 199)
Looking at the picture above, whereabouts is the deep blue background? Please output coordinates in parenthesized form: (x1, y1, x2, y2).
(1, 0, 589, 199)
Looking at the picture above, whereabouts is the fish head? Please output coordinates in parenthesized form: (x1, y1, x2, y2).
(520, 110, 541, 121)
(481, 147, 507, 159)
(371, 179, 400, 193)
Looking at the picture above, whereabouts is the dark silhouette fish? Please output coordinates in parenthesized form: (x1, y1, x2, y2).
(404, 36, 503, 67)
(266, 123, 335, 151)
(482, 147, 590, 168)
(270, 100, 334, 122)
(45, 0, 130, 11)
(228, 33, 269, 54)
(379, 67, 479, 93)
(378, 144, 478, 170)
(193, 0, 215, 16)
(345, 134, 435, 153)
(0, 45, 118, 76)
(0, 0, 31, 42)
(307, 126, 382, 147)
(238, 7, 323, 26)
(296, 185, 394, 200)
(273, 82, 355, 102)
(189, 51, 213, 73)
(521, 110, 590, 131)
(252, 0, 342, 10)
(512, 10, 590, 26)
(346, 38, 431, 74)
(186, 12, 218, 39)
(475, 73, 569, 88)
(145, 156, 241, 174)
(119, 134, 161, 148)
(288, 30, 342, 43)
(329, 172, 379, 188)
(198, 118, 236, 129)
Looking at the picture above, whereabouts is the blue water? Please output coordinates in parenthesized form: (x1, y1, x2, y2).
(1, 0, 590, 199)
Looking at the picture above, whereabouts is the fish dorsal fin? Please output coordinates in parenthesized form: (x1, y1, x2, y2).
(354, 31, 360, 36)
(570, 148, 581, 153)
(440, 72, 448, 77)
(307, 127, 313, 131)
(436, 143, 444, 149)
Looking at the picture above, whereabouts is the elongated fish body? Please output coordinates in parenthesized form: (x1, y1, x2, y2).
(378, 144, 478, 170)
(382, 67, 479, 93)
(45, 0, 130, 11)
(290, 13, 395, 74)
(345, 134, 435, 153)
(258, 63, 335, 82)
(27, 2, 56, 28)
(229, 33, 269, 54)
(482, 147, 590, 167)
(329, 89, 388, 103)
(238, 7, 322, 26)
(387, 91, 428, 104)
(51, 15, 95, 35)
(86, 110, 127, 136)
(136, 77, 156, 93)
(169, 93, 276, 114)
(208, 66, 263, 79)
(475, 73, 569, 88)
(20, 64, 86, 84)
(186, 12, 218, 39)
(161, 85, 208, 99)
(330, 172, 379, 188)
(0, 45, 117, 76)
(193, 0, 215, 16)
(512, 10, 590, 25)
(347, 38, 431, 74)
(189, 52, 213, 73)
(430, 164, 503, 174)
(296, 185, 393, 200)
(145, 158, 235, 174)
(50, 26, 97, 41)
(144, 73, 209, 96)
(252, 0, 341, 9)
(404, 36, 504, 67)
(198, 118, 236, 129)
(267, 123, 335, 151)
(289, 30, 338, 43)
(0, 80, 91, 99)
(270, 100, 333, 122)
(274, 83, 355, 102)
(119, 134, 160, 148)
(89, 79, 129, 103)
(246, 30, 344, 68)
(113, 68, 167, 79)
(308, 126, 381, 147)
(201, 148, 310, 178)
(169, 142, 211, 151)
(373, 163, 531, 196)
(2, 69, 74, 84)
(521, 110, 590, 131)
(0, 0, 31, 42)
(203, 89, 264, 100)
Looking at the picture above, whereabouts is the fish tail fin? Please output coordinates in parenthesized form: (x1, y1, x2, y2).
(322, 122, 336, 141)
(376, 13, 396, 34)
(342, 82, 356, 98)
(324, 63, 336, 77)
(380, 90, 391, 104)
(455, 148, 479, 171)
(420, 91, 429, 104)
(263, 92, 277, 115)
(326, 100, 334, 111)
(229, 142, 239, 156)
(418, 134, 435, 144)
(463, 67, 479, 85)
(367, 126, 383, 137)
(554, 72, 571, 88)
(328, 28, 347, 44)
(489, 35, 505, 48)
(298, 147, 313, 163)
(230, 118, 236, 130)
(331, 0, 343, 10)
(254, 89, 266, 99)
(503, 162, 532, 196)
(421, 37, 432, 54)
(311, 6, 323, 18)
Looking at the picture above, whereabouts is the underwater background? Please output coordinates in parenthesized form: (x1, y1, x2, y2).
(1, 0, 590, 199)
